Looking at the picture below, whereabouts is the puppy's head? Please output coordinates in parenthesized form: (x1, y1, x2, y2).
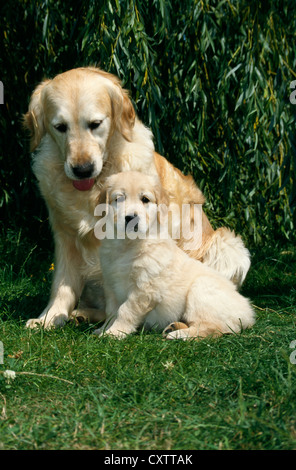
(98, 171, 169, 239)
(23, 67, 136, 187)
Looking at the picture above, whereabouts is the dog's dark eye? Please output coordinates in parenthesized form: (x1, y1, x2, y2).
(54, 123, 68, 133)
(141, 196, 150, 204)
(115, 195, 125, 203)
(89, 121, 102, 131)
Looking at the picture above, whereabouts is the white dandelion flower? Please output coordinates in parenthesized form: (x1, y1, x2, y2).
(3, 370, 16, 382)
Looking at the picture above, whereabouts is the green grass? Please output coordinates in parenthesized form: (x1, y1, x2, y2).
(0, 229, 296, 450)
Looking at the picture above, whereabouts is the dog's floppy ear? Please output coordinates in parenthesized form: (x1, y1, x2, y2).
(154, 180, 170, 225)
(118, 90, 136, 142)
(23, 79, 51, 151)
(108, 82, 136, 142)
(96, 69, 136, 142)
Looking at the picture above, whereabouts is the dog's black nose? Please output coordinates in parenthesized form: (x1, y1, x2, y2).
(72, 162, 94, 179)
(125, 214, 139, 232)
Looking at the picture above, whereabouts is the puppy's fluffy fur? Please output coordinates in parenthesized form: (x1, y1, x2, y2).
(95, 172, 255, 339)
(23, 66, 251, 328)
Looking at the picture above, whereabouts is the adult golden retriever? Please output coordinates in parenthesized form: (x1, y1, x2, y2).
(24, 67, 250, 328)
(93, 171, 255, 339)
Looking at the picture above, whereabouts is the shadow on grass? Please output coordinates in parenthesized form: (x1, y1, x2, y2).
(0, 289, 49, 323)
(242, 247, 296, 311)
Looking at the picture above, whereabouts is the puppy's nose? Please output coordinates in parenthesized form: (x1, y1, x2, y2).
(72, 162, 94, 179)
(125, 214, 139, 231)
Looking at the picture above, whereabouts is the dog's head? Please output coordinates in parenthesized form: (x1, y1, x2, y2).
(98, 171, 169, 239)
(23, 67, 135, 188)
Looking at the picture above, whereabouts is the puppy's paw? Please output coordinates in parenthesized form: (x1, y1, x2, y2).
(93, 326, 105, 336)
(162, 322, 188, 339)
(93, 326, 127, 339)
(164, 329, 192, 340)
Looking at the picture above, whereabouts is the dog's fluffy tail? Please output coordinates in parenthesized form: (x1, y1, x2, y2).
(201, 227, 251, 287)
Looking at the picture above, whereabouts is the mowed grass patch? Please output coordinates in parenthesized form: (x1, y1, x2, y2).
(0, 232, 296, 450)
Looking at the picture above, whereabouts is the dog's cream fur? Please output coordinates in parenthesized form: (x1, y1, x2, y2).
(23, 67, 251, 328)
(94, 172, 255, 339)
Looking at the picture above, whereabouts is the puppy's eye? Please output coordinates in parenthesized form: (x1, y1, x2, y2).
(54, 123, 68, 133)
(141, 196, 150, 204)
(88, 121, 102, 131)
(115, 195, 125, 203)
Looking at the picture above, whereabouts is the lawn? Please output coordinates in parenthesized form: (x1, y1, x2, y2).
(0, 229, 295, 450)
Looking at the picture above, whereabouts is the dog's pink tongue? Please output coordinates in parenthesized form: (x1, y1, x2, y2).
(72, 178, 95, 191)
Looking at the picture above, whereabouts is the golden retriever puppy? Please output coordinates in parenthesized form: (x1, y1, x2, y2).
(23, 67, 250, 328)
(94, 171, 255, 339)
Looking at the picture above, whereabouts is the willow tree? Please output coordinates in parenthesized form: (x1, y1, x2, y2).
(0, 0, 295, 245)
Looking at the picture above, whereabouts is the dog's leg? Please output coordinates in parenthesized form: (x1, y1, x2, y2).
(26, 234, 84, 329)
(94, 290, 155, 339)
(163, 322, 223, 340)
(164, 276, 227, 341)
(70, 281, 107, 324)
(92, 284, 120, 335)
(164, 273, 254, 340)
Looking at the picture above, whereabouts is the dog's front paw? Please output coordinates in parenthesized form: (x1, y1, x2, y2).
(26, 318, 44, 329)
(26, 313, 68, 329)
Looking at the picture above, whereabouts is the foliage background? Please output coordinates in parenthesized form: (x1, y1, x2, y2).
(0, 0, 296, 247)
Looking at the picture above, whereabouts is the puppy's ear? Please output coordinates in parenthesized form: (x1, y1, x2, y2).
(98, 184, 109, 206)
(155, 182, 170, 225)
(23, 79, 51, 151)
(155, 182, 170, 206)
(95, 184, 110, 221)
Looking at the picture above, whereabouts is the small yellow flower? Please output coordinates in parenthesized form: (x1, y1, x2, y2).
(49, 263, 55, 271)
